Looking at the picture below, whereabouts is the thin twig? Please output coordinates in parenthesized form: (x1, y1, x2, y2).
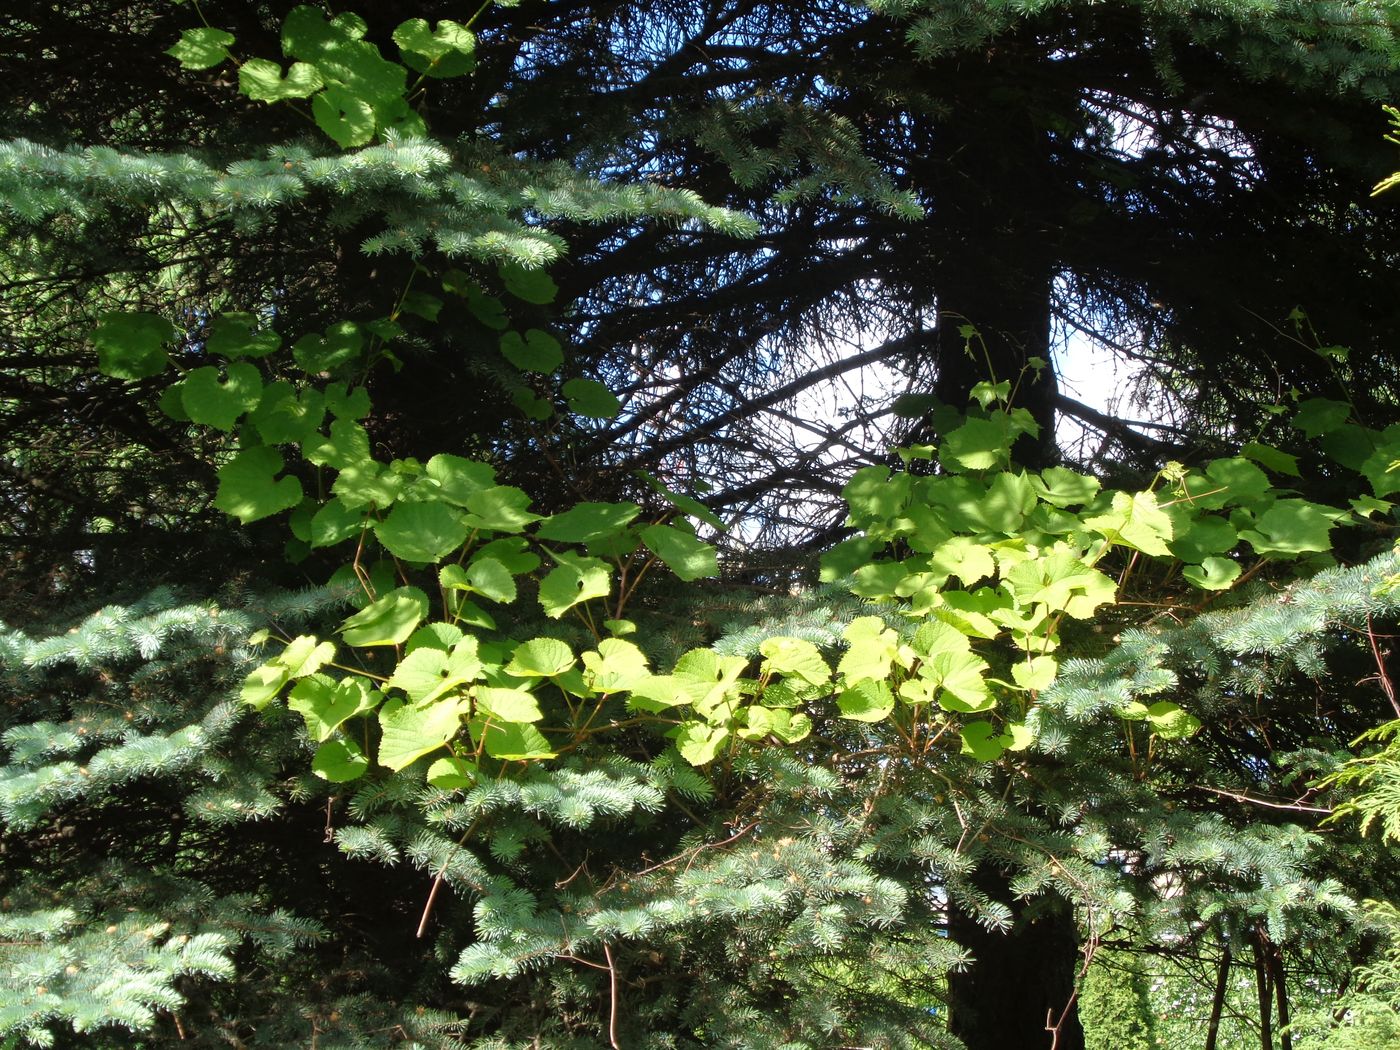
(603, 942, 621, 1049)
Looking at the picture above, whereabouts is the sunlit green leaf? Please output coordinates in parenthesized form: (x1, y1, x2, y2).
(214, 446, 304, 524)
(93, 311, 176, 379)
(339, 586, 428, 647)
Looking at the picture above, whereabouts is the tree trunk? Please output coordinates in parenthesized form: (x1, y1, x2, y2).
(947, 864, 1085, 1050)
(1253, 929, 1274, 1050)
(1269, 941, 1293, 1050)
(915, 48, 1065, 468)
(1204, 942, 1233, 1050)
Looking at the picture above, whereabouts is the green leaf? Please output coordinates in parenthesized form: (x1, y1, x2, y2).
(475, 687, 544, 723)
(339, 587, 428, 647)
(424, 454, 496, 505)
(374, 502, 469, 563)
(465, 556, 517, 603)
(387, 639, 481, 703)
(838, 616, 899, 684)
(1010, 655, 1057, 691)
(1167, 513, 1237, 564)
(1182, 556, 1241, 590)
(583, 639, 650, 693)
(406, 622, 464, 653)
(843, 467, 910, 524)
(1240, 441, 1301, 477)
(499, 263, 558, 304)
(309, 498, 366, 549)
(312, 738, 369, 782)
(673, 722, 729, 766)
(214, 446, 304, 524)
(378, 698, 463, 771)
(470, 718, 555, 761)
(1084, 490, 1173, 556)
(512, 387, 554, 421)
(923, 650, 992, 713)
(275, 635, 336, 678)
(241, 665, 289, 710)
(563, 378, 621, 419)
(1145, 701, 1201, 739)
(837, 680, 895, 722)
(180, 364, 263, 431)
(249, 382, 325, 445)
(426, 756, 477, 789)
(288, 674, 381, 741)
(535, 502, 640, 543)
(929, 536, 995, 587)
(206, 313, 281, 359)
(238, 58, 324, 102)
(1293, 397, 1352, 438)
(463, 486, 540, 532)
(960, 721, 1012, 761)
(168, 28, 234, 69)
(393, 18, 476, 78)
(500, 329, 564, 373)
(506, 638, 576, 678)
(939, 417, 1012, 472)
(1031, 466, 1101, 507)
(759, 637, 830, 688)
(1239, 499, 1337, 555)
(539, 552, 611, 618)
(638, 472, 727, 530)
(640, 524, 718, 581)
(93, 311, 176, 379)
(293, 322, 364, 374)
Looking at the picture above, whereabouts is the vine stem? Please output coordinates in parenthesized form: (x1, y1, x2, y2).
(603, 941, 621, 1049)
(415, 817, 480, 938)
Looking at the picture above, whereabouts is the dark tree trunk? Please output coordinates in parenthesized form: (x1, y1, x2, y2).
(1204, 942, 1233, 1050)
(1253, 928, 1274, 1050)
(915, 49, 1065, 468)
(1269, 941, 1293, 1050)
(947, 864, 1085, 1050)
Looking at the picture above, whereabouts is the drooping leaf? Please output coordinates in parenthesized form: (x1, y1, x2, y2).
(1293, 397, 1352, 438)
(206, 313, 281, 359)
(673, 722, 729, 766)
(393, 18, 476, 77)
(465, 556, 517, 603)
(471, 718, 555, 761)
(583, 639, 650, 693)
(463, 486, 540, 532)
(1084, 490, 1173, 556)
(427, 756, 477, 789)
(639, 524, 718, 581)
(387, 639, 481, 703)
(339, 587, 429, 647)
(275, 635, 336, 679)
(535, 502, 640, 543)
(1239, 499, 1337, 555)
(423, 454, 496, 505)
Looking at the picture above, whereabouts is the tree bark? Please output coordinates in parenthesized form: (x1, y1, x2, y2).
(1204, 942, 1233, 1050)
(1253, 929, 1274, 1050)
(947, 864, 1085, 1050)
(1269, 941, 1293, 1050)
